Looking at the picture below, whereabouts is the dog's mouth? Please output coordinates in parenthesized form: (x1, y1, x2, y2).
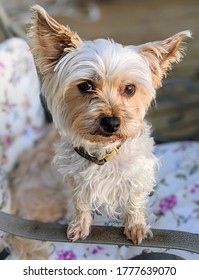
(83, 129, 124, 144)
(90, 130, 113, 138)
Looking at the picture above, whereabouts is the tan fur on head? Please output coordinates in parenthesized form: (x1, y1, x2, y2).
(61, 76, 153, 145)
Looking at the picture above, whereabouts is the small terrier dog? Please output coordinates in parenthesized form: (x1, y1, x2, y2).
(27, 5, 191, 245)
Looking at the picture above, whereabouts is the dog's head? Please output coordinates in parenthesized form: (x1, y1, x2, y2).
(29, 5, 191, 146)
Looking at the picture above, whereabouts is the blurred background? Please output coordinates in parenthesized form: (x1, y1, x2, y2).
(0, 0, 199, 142)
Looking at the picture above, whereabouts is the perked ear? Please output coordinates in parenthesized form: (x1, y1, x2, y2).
(28, 5, 81, 75)
(139, 31, 192, 88)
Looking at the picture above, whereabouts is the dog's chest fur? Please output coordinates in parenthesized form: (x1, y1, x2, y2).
(54, 124, 158, 217)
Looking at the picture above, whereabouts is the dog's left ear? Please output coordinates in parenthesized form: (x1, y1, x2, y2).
(28, 5, 81, 75)
(138, 31, 192, 88)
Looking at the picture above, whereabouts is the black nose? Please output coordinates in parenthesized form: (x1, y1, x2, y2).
(100, 117, 121, 133)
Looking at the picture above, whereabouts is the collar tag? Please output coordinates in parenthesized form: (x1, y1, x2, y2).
(104, 147, 119, 162)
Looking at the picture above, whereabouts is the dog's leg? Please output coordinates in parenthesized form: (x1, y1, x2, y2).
(63, 178, 92, 242)
(124, 192, 152, 245)
(67, 209, 92, 242)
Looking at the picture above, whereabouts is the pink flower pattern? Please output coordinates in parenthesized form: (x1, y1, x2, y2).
(159, 195, 177, 211)
(56, 250, 77, 260)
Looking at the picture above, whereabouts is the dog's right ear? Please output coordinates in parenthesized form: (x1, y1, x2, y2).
(28, 5, 81, 75)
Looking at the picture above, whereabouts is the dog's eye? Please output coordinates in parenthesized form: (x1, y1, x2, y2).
(78, 81, 94, 93)
(125, 84, 136, 96)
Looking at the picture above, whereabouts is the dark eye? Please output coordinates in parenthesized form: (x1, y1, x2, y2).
(124, 84, 136, 96)
(78, 81, 94, 93)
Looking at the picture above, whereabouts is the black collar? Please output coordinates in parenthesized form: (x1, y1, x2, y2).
(74, 146, 120, 165)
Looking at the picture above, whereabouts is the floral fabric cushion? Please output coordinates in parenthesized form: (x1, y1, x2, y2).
(0, 38, 45, 173)
(0, 38, 45, 247)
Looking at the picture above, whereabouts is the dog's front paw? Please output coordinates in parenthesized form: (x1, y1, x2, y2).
(124, 224, 152, 245)
(67, 224, 90, 242)
(67, 212, 92, 242)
